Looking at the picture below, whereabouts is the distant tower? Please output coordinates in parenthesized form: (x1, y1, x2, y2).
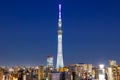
(56, 4, 64, 69)
(47, 56, 53, 67)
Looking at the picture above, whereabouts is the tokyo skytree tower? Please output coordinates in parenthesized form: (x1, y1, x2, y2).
(56, 4, 64, 69)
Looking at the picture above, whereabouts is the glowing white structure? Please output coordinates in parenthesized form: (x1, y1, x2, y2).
(108, 67, 113, 80)
(99, 64, 105, 80)
(56, 4, 64, 69)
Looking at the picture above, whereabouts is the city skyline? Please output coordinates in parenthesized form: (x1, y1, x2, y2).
(0, 0, 120, 66)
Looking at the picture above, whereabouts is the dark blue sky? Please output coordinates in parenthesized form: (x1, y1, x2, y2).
(0, 0, 120, 66)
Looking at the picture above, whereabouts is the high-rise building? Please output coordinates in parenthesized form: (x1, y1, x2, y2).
(107, 67, 113, 80)
(47, 56, 53, 67)
(109, 60, 116, 67)
(56, 4, 64, 69)
(98, 64, 105, 80)
(38, 66, 45, 80)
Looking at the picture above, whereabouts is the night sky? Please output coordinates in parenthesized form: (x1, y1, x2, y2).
(0, 0, 120, 66)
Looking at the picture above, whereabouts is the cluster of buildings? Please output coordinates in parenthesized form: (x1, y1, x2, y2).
(0, 60, 120, 80)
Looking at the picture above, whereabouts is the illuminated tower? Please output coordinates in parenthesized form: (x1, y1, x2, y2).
(56, 4, 64, 69)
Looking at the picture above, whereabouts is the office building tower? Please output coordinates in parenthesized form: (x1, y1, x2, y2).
(38, 66, 45, 80)
(47, 56, 54, 67)
(107, 67, 113, 80)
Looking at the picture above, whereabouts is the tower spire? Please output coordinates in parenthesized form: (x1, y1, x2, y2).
(58, 4, 62, 29)
(59, 4, 61, 19)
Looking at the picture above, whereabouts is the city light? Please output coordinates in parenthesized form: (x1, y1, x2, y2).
(99, 64, 105, 80)
(99, 64, 104, 69)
